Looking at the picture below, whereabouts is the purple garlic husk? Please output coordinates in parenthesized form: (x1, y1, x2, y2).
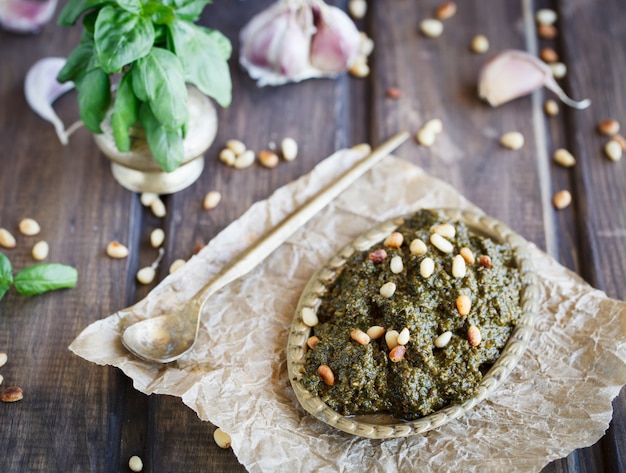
(0, 0, 57, 34)
(239, 0, 362, 87)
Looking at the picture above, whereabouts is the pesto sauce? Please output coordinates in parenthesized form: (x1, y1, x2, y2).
(301, 210, 523, 420)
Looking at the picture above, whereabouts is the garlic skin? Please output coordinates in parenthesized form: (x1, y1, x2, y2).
(478, 49, 590, 110)
(240, 0, 363, 86)
(0, 0, 57, 34)
(24, 57, 80, 145)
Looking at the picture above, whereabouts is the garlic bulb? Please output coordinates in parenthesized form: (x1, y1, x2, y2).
(240, 0, 363, 86)
(0, 0, 57, 34)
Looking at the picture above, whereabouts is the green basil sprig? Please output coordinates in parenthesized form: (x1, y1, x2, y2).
(0, 253, 78, 301)
(57, 0, 232, 173)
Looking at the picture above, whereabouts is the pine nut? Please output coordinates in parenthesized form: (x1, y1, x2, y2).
(219, 148, 236, 166)
(379, 282, 396, 298)
(368, 249, 387, 263)
(258, 150, 280, 168)
(470, 34, 489, 54)
(612, 134, 626, 151)
(550, 62, 567, 79)
(169, 258, 186, 274)
(226, 139, 246, 156)
(302, 307, 319, 327)
(478, 254, 492, 268)
(385, 330, 399, 350)
(390, 255, 404, 274)
(18, 218, 40, 236)
(540, 47, 559, 63)
(423, 118, 443, 134)
(213, 428, 232, 449)
(307, 336, 320, 350)
(553, 190, 572, 209)
(0, 228, 16, 248)
(348, 0, 367, 19)
(359, 33, 375, 56)
(420, 257, 435, 277)
(136, 266, 156, 285)
(536, 8, 557, 25)
(451, 254, 466, 278)
(350, 329, 371, 345)
(431, 223, 455, 238)
(234, 150, 255, 169)
(420, 18, 444, 38)
(128, 455, 143, 472)
(605, 139, 623, 162)
(389, 344, 406, 362)
(386, 87, 402, 99)
(537, 23, 557, 39)
(384, 232, 403, 248)
(544, 99, 559, 116)
(150, 198, 166, 218)
(397, 327, 410, 345)
(0, 374, 3, 386)
(553, 148, 576, 167)
(106, 241, 129, 259)
(150, 228, 165, 248)
(459, 247, 475, 264)
(366, 326, 385, 339)
(430, 233, 453, 253)
(434, 331, 452, 348)
(456, 294, 471, 316)
(0, 352, 6, 367)
(416, 127, 436, 147)
(435, 1, 457, 20)
(349, 58, 370, 78)
(409, 238, 427, 255)
(0, 386, 23, 402)
(140, 192, 158, 207)
(468, 325, 482, 346)
(203, 191, 222, 210)
(500, 131, 525, 150)
(598, 119, 620, 136)
(318, 364, 335, 385)
(32, 241, 49, 261)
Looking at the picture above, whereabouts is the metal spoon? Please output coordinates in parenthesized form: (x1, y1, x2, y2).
(120, 131, 410, 363)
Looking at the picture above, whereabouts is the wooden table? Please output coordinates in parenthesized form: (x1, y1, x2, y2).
(1, 0, 625, 471)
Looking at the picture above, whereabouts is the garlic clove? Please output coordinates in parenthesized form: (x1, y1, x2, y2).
(310, 3, 361, 73)
(24, 57, 80, 145)
(0, 0, 57, 34)
(478, 49, 590, 109)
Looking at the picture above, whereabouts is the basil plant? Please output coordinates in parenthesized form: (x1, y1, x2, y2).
(57, 0, 232, 172)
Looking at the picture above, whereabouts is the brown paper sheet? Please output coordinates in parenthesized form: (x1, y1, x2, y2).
(69, 147, 626, 472)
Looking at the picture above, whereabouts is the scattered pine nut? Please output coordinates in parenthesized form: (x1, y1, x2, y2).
(468, 325, 482, 346)
(234, 150, 255, 169)
(431, 222, 455, 238)
(0, 374, 3, 386)
(281, 137, 298, 161)
(385, 330, 399, 350)
(318, 364, 335, 385)
(470, 34, 489, 54)
(537, 23, 558, 39)
(0, 352, 7, 367)
(384, 232, 403, 248)
(106, 241, 129, 259)
(553, 148, 576, 168)
(136, 266, 156, 285)
(456, 294, 471, 316)
(416, 128, 436, 147)
(536, 8, 558, 25)
(597, 119, 620, 136)
(32, 241, 49, 261)
(612, 134, 626, 151)
(423, 118, 443, 134)
(389, 344, 406, 362)
(225, 139, 246, 156)
(409, 238, 427, 255)
(349, 58, 370, 78)
(451, 254, 466, 278)
(550, 62, 567, 79)
(258, 150, 280, 168)
(169, 258, 186, 274)
(397, 327, 410, 345)
(0, 228, 16, 248)
(307, 336, 320, 350)
(500, 131, 525, 150)
(434, 1, 457, 20)
(366, 326, 385, 340)
(150, 198, 166, 218)
(18, 218, 40, 236)
(420, 257, 435, 277)
(359, 33, 375, 56)
(478, 254, 492, 268)
(128, 455, 143, 472)
(368, 248, 387, 263)
(213, 428, 232, 449)
(203, 191, 222, 210)
(140, 192, 158, 207)
(390, 255, 404, 274)
(150, 228, 165, 248)
(0, 386, 23, 402)
(544, 100, 559, 116)
(420, 18, 444, 38)
(386, 87, 402, 99)
(348, 0, 367, 19)
(219, 148, 236, 166)
(434, 331, 452, 348)
(379, 282, 396, 298)
(302, 307, 319, 327)
(539, 47, 559, 63)
(350, 329, 371, 346)
(430, 233, 454, 253)
(459, 247, 475, 264)
(605, 139, 623, 162)
(553, 190, 572, 209)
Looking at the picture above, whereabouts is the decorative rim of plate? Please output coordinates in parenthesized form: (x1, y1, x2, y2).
(286, 208, 539, 439)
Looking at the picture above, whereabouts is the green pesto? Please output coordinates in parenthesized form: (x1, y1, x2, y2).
(301, 210, 523, 420)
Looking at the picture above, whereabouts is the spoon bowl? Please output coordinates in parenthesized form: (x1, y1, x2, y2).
(120, 132, 410, 363)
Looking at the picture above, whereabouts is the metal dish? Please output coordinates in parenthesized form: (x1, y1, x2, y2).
(287, 208, 539, 439)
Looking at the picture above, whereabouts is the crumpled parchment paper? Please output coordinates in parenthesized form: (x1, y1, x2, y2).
(70, 147, 626, 473)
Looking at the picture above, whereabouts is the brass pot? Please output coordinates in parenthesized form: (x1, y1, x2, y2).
(93, 86, 217, 194)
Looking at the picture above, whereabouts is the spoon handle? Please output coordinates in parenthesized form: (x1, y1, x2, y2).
(192, 131, 410, 306)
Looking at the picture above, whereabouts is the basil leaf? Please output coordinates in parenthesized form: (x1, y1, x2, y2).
(116, 0, 142, 15)
(0, 253, 13, 301)
(135, 48, 188, 128)
(143, 2, 176, 24)
(95, 6, 155, 73)
(58, 0, 112, 26)
(57, 40, 96, 83)
(112, 71, 139, 152)
(169, 21, 232, 107)
(14, 264, 78, 296)
(167, 0, 211, 22)
(75, 67, 111, 133)
(139, 102, 183, 172)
